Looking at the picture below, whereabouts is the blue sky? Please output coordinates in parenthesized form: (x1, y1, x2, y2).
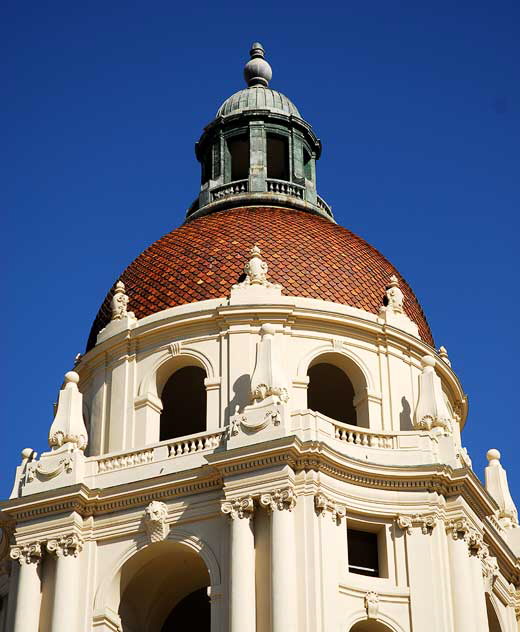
(2, 1, 519, 500)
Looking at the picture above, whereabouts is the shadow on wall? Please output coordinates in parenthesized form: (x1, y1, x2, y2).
(225, 374, 250, 420)
(399, 397, 413, 431)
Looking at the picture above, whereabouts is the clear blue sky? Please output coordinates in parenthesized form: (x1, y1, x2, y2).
(2, 1, 519, 500)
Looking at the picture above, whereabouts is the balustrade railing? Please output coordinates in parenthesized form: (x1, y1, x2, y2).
(211, 180, 248, 200)
(97, 448, 154, 473)
(166, 429, 226, 457)
(333, 422, 398, 449)
(266, 179, 305, 199)
(316, 195, 332, 216)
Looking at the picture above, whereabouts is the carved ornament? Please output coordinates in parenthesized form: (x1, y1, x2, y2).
(10, 542, 42, 565)
(111, 281, 136, 321)
(260, 487, 296, 512)
(397, 513, 436, 535)
(314, 493, 345, 525)
(364, 591, 379, 620)
(221, 496, 255, 520)
(46, 533, 84, 558)
(144, 501, 170, 542)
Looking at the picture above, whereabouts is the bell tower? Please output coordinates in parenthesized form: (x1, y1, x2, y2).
(1, 43, 520, 632)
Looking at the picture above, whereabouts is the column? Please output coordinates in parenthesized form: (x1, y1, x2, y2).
(9, 542, 42, 632)
(446, 519, 479, 632)
(261, 488, 298, 632)
(221, 497, 256, 632)
(467, 533, 491, 632)
(46, 534, 83, 632)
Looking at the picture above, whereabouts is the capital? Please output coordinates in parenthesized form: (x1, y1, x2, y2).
(260, 487, 296, 512)
(46, 533, 84, 558)
(10, 542, 42, 565)
(221, 496, 255, 520)
(314, 493, 345, 525)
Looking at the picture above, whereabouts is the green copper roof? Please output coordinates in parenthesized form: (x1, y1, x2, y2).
(216, 85, 301, 118)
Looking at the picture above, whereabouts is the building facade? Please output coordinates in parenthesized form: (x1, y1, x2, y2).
(1, 43, 520, 632)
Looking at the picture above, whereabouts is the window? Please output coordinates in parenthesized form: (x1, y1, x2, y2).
(347, 528, 379, 577)
(307, 363, 357, 425)
(303, 147, 312, 181)
(201, 150, 212, 184)
(160, 366, 206, 441)
(228, 135, 249, 181)
(267, 134, 289, 180)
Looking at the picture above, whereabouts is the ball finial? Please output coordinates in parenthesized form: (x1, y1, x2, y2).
(244, 42, 272, 87)
(487, 448, 501, 463)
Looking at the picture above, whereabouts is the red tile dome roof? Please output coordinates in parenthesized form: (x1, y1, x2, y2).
(86, 207, 433, 351)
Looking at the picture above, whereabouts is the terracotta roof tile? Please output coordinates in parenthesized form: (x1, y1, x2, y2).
(86, 207, 434, 350)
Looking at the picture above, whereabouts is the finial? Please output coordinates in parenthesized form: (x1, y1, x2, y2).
(438, 346, 451, 367)
(244, 42, 272, 87)
(111, 280, 135, 321)
(487, 448, 501, 464)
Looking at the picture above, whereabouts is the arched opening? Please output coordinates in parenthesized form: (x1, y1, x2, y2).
(303, 147, 313, 181)
(118, 540, 211, 632)
(161, 587, 210, 630)
(350, 621, 394, 632)
(485, 594, 503, 632)
(228, 134, 249, 181)
(307, 362, 357, 425)
(267, 134, 289, 180)
(160, 366, 207, 441)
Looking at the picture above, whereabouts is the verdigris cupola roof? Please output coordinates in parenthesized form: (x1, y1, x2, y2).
(188, 43, 330, 221)
(217, 44, 300, 117)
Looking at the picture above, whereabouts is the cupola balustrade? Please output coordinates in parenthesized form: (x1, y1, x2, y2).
(186, 43, 333, 221)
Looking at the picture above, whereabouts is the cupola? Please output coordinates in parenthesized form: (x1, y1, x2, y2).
(187, 43, 332, 221)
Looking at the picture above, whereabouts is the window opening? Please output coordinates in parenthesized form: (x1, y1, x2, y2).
(307, 363, 357, 425)
(303, 147, 312, 180)
(228, 135, 249, 181)
(267, 134, 289, 180)
(201, 149, 212, 184)
(160, 366, 206, 441)
(347, 528, 379, 577)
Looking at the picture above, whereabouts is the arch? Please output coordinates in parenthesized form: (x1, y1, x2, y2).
(93, 530, 221, 629)
(298, 345, 375, 428)
(138, 346, 216, 400)
(297, 344, 375, 393)
(345, 610, 405, 632)
(308, 362, 357, 425)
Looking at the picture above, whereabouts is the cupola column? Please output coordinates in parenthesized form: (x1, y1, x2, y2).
(46, 534, 84, 632)
(221, 497, 256, 632)
(260, 488, 298, 632)
(446, 519, 481, 632)
(249, 121, 267, 192)
(9, 543, 42, 632)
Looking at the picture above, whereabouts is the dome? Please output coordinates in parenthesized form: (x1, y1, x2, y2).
(87, 207, 433, 350)
(216, 86, 301, 118)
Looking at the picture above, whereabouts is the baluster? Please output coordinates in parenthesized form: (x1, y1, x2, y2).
(347, 431, 354, 443)
(361, 434, 369, 446)
(354, 433, 361, 445)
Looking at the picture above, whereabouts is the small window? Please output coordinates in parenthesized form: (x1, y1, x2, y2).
(160, 366, 206, 441)
(267, 134, 289, 180)
(228, 135, 249, 181)
(307, 363, 357, 425)
(347, 528, 379, 577)
(303, 147, 312, 180)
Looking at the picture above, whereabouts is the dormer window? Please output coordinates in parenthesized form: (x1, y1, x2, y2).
(267, 134, 289, 181)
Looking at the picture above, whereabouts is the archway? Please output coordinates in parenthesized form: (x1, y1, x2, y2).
(118, 540, 210, 632)
(160, 366, 207, 441)
(307, 362, 357, 425)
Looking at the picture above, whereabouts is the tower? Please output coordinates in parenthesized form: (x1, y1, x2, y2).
(1, 43, 519, 632)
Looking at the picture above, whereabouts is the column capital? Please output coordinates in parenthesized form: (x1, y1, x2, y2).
(10, 542, 42, 565)
(46, 533, 84, 558)
(260, 487, 296, 512)
(396, 513, 436, 535)
(314, 493, 345, 525)
(221, 496, 255, 520)
(446, 517, 472, 541)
